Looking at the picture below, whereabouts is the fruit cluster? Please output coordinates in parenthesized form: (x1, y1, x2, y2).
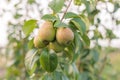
(33, 21, 74, 72)
(33, 21, 74, 52)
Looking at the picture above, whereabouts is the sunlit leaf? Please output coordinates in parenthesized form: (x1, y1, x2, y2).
(81, 33, 90, 47)
(74, 0, 82, 5)
(23, 19, 37, 37)
(41, 14, 57, 22)
(28, 0, 35, 4)
(49, 0, 64, 13)
(79, 15, 90, 31)
(64, 12, 78, 19)
(71, 18, 86, 35)
(54, 20, 68, 28)
(28, 39, 34, 49)
(25, 49, 38, 75)
(72, 32, 83, 62)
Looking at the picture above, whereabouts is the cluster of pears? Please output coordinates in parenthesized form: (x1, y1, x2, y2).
(34, 21, 74, 52)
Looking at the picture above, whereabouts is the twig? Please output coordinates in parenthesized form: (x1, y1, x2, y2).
(61, 0, 72, 22)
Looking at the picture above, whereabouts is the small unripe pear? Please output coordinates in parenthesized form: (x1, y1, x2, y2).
(56, 27, 74, 45)
(38, 21, 55, 42)
(49, 41, 64, 52)
(33, 34, 48, 48)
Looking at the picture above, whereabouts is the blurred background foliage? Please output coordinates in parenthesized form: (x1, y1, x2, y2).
(0, 0, 120, 80)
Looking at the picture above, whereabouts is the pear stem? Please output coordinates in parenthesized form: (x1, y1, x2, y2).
(61, 0, 72, 22)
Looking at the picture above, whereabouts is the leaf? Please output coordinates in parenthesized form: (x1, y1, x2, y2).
(27, 0, 35, 4)
(78, 72, 89, 80)
(80, 49, 90, 59)
(114, 3, 120, 12)
(72, 63, 79, 74)
(93, 29, 103, 39)
(23, 19, 37, 37)
(53, 71, 62, 80)
(14, 13, 22, 19)
(74, 0, 81, 6)
(74, 32, 82, 53)
(48, 0, 64, 13)
(41, 14, 57, 22)
(54, 20, 68, 28)
(81, 33, 90, 47)
(71, 18, 86, 35)
(42, 74, 53, 80)
(64, 12, 78, 19)
(64, 45, 74, 60)
(106, 29, 116, 39)
(84, 1, 91, 14)
(90, 49, 99, 62)
(116, 20, 120, 25)
(72, 32, 83, 62)
(52, 71, 69, 80)
(40, 49, 58, 72)
(28, 39, 34, 49)
(25, 49, 38, 75)
(62, 74, 69, 80)
(79, 15, 90, 31)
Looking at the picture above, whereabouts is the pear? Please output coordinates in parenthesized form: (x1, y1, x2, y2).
(33, 34, 48, 48)
(38, 21, 55, 42)
(56, 27, 74, 45)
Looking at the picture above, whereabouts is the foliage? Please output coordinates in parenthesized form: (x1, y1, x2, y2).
(2, 0, 120, 80)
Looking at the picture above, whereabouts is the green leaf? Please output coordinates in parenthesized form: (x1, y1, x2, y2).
(84, 1, 91, 14)
(72, 63, 79, 74)
(64, 12, 78, 19)
(14, 13, 22, 19)
(52, 71, 69, 80)
(42, 74, 53, 80)
(40, 49, 58, 72)
(71, 18, 86, 35)
(114, 3, 120, 12)
(28, 39, 34, 49)
(54, 20, 68, 28)
(81, 33, 90, 47)
(53, 71, 62, 80)
(79, 72, 89, 80)
(90, 49, 99, 62)
(106, 29, 116, 39)
(27, 0, 35, 4)
(72, 32, 83, 62)
(79, 15, 90, 31)
(80, 49, 90, 59)
(74, 0, 81, 6)
(25, 49, 38, 75)
(64, 45, 74, 61)
(48, 0, 64, 13)
(116, 20, 120, 25)
(74, 32, 82, 54)
(41, 14, 57, 22)
(93, 29, 103, 39)
(23, 19, 37, 37)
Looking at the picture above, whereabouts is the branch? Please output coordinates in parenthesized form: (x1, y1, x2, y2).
(61, 0, 72, 22)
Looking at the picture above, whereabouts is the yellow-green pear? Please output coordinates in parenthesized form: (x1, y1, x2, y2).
(33, 34, 48, 48)
(38, 21, 55, 42)
(56, 27, 74, 45)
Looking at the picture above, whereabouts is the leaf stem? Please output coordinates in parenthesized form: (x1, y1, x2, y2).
(61, 0, 72, 22)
